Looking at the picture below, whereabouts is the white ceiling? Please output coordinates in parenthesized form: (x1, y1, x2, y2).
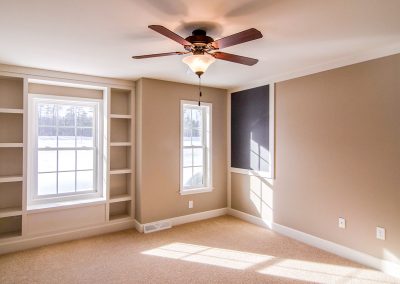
(1, 0, 400, 89)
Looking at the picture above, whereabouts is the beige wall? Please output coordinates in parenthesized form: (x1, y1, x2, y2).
(231, 54, 400, 264)
(136, 78, 227, 223)
(29, 83, 103, 99)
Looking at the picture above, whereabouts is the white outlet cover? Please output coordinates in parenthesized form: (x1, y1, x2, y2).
(376, 227, 386, 240)
(338, 217, 346, 229)
(188, 200, 193, 209)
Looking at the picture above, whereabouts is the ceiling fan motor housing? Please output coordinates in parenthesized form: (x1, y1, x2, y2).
(185, 29, 214, 47)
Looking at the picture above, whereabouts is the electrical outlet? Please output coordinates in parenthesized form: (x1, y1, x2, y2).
(338, 217, 346, 229)
(188, 200, 193, 209)
(376, 227, 385, 240)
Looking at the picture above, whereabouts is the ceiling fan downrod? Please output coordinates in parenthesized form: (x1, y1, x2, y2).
(198, 73, 202, 106)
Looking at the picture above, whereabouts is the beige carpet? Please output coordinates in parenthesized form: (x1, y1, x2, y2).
(0, 216, 398, 284)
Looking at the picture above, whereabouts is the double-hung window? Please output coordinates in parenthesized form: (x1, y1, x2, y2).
(28, 94, 103, 206)
(180, 101, 212, 194)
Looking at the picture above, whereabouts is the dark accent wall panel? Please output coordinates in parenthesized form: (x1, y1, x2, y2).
(231, 85, 269, 171)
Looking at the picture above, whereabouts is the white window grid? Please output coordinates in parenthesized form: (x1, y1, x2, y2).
(180, 101, 212, 192)
(29, 95, 102, 203)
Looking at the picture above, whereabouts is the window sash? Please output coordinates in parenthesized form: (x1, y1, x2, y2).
(29, 95, 101, 203)
(182, 145, 207, 189)
(181, 101, 211, 192)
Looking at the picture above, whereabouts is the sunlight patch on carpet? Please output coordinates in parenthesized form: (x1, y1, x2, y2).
(142, 242, 272, 270)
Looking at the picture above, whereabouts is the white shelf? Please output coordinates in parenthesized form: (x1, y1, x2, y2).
(0, 231, 22, 240)
(0, 207, 22, 218)
(109, 169, 132, 175)
(0, 143, 23, 148)
(109, 213, 131, 221)
(109, 194, 131, 203)
(110, 114, 132, 119)
(0, 176, 23, 183)
(0, 108, 23, 114)
(110, 142, 131, 147)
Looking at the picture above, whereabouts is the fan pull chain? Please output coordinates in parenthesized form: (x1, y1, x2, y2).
(198, 75, 202, 106)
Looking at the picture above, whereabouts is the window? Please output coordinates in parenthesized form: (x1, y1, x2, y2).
(28, 94, 103, 206)
(180, 101, 212, 194)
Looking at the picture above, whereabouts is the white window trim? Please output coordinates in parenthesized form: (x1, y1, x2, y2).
(180, 100, 213, 195)
(27, 93, 104, 208)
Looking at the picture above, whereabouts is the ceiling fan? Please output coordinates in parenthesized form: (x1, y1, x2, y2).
(132, 25, 263, 76)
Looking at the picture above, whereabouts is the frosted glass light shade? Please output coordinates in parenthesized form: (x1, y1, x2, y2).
(182, 54, 216, 75)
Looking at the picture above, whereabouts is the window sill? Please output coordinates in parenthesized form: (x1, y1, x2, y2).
(180, 187, 213, 195)
(27, 197, 106, 213)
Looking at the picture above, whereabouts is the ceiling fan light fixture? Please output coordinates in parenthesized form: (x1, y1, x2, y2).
(182, 54, 216, 76)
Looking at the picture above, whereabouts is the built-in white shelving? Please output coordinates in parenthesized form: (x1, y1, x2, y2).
(109, 194, 131, 203)
(0, 108, 23, 114)
(110, 114, 132, 119)
(0, 74, 136, 243)
(110, 142, 132, 147)
(0, 75, 24, 240)
(0, 176, 23, 183)
(110, 169, 132, 175)
(0, 143, 23, 148)
(0, 207, 22, 218)
(107, 87, 134, 222)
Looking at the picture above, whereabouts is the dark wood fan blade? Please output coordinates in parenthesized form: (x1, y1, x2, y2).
(212, 52, 258, 66)
(132, 52, 185, 59)
(148, 25, 192, 46)
(211, 28, 262, 49)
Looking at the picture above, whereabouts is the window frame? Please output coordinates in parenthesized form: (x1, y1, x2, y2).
(180, 100, 212, 195)
(27, 94, 104, 206)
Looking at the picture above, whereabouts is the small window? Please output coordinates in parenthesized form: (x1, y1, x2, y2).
(180, 101, 212, 194)
(28, 94, 103, 206)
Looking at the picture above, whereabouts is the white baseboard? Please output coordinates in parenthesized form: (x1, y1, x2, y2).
(169, 208, 228, 226)
(227, 208, 400, 279)
(137, 207, 228, 233)
(228, 207, 273, 229)
(0, 219, 136, 255)
(134, 219, 143, 233)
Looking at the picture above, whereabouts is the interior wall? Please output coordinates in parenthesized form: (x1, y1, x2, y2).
(231, 53, 400, 264)
(29, 83, 103, 99)
(136, 78, 227, 224)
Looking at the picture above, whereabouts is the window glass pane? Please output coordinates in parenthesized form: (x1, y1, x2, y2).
(77, 128, 93, 147)
(57, 105, 75, 126)
(183, 167, 192, 187)
(192, 128, 202, 146)
(38, 173, 57, 195)
(58, 127, 75, 147)
(58, 150, 75, 171)
(192, 167, 204, 187)
(191, 109, 202, 128)
(183, 107, 192, 129)
(181, 103, 211, 191)
(76, 106, 93, 127)
(77, 171, 93, 191)
(77, 150, 94, 170)
(183, 129, 191, 146)
(38, 150, 57, 173)
(38, 104, 56, 126)
(58, 172, 75, 193)
(183, 148, 192, 167)
(193, 148, 203, 166)
(38, 127, 57, 148)
(33, 99, 99, 200)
